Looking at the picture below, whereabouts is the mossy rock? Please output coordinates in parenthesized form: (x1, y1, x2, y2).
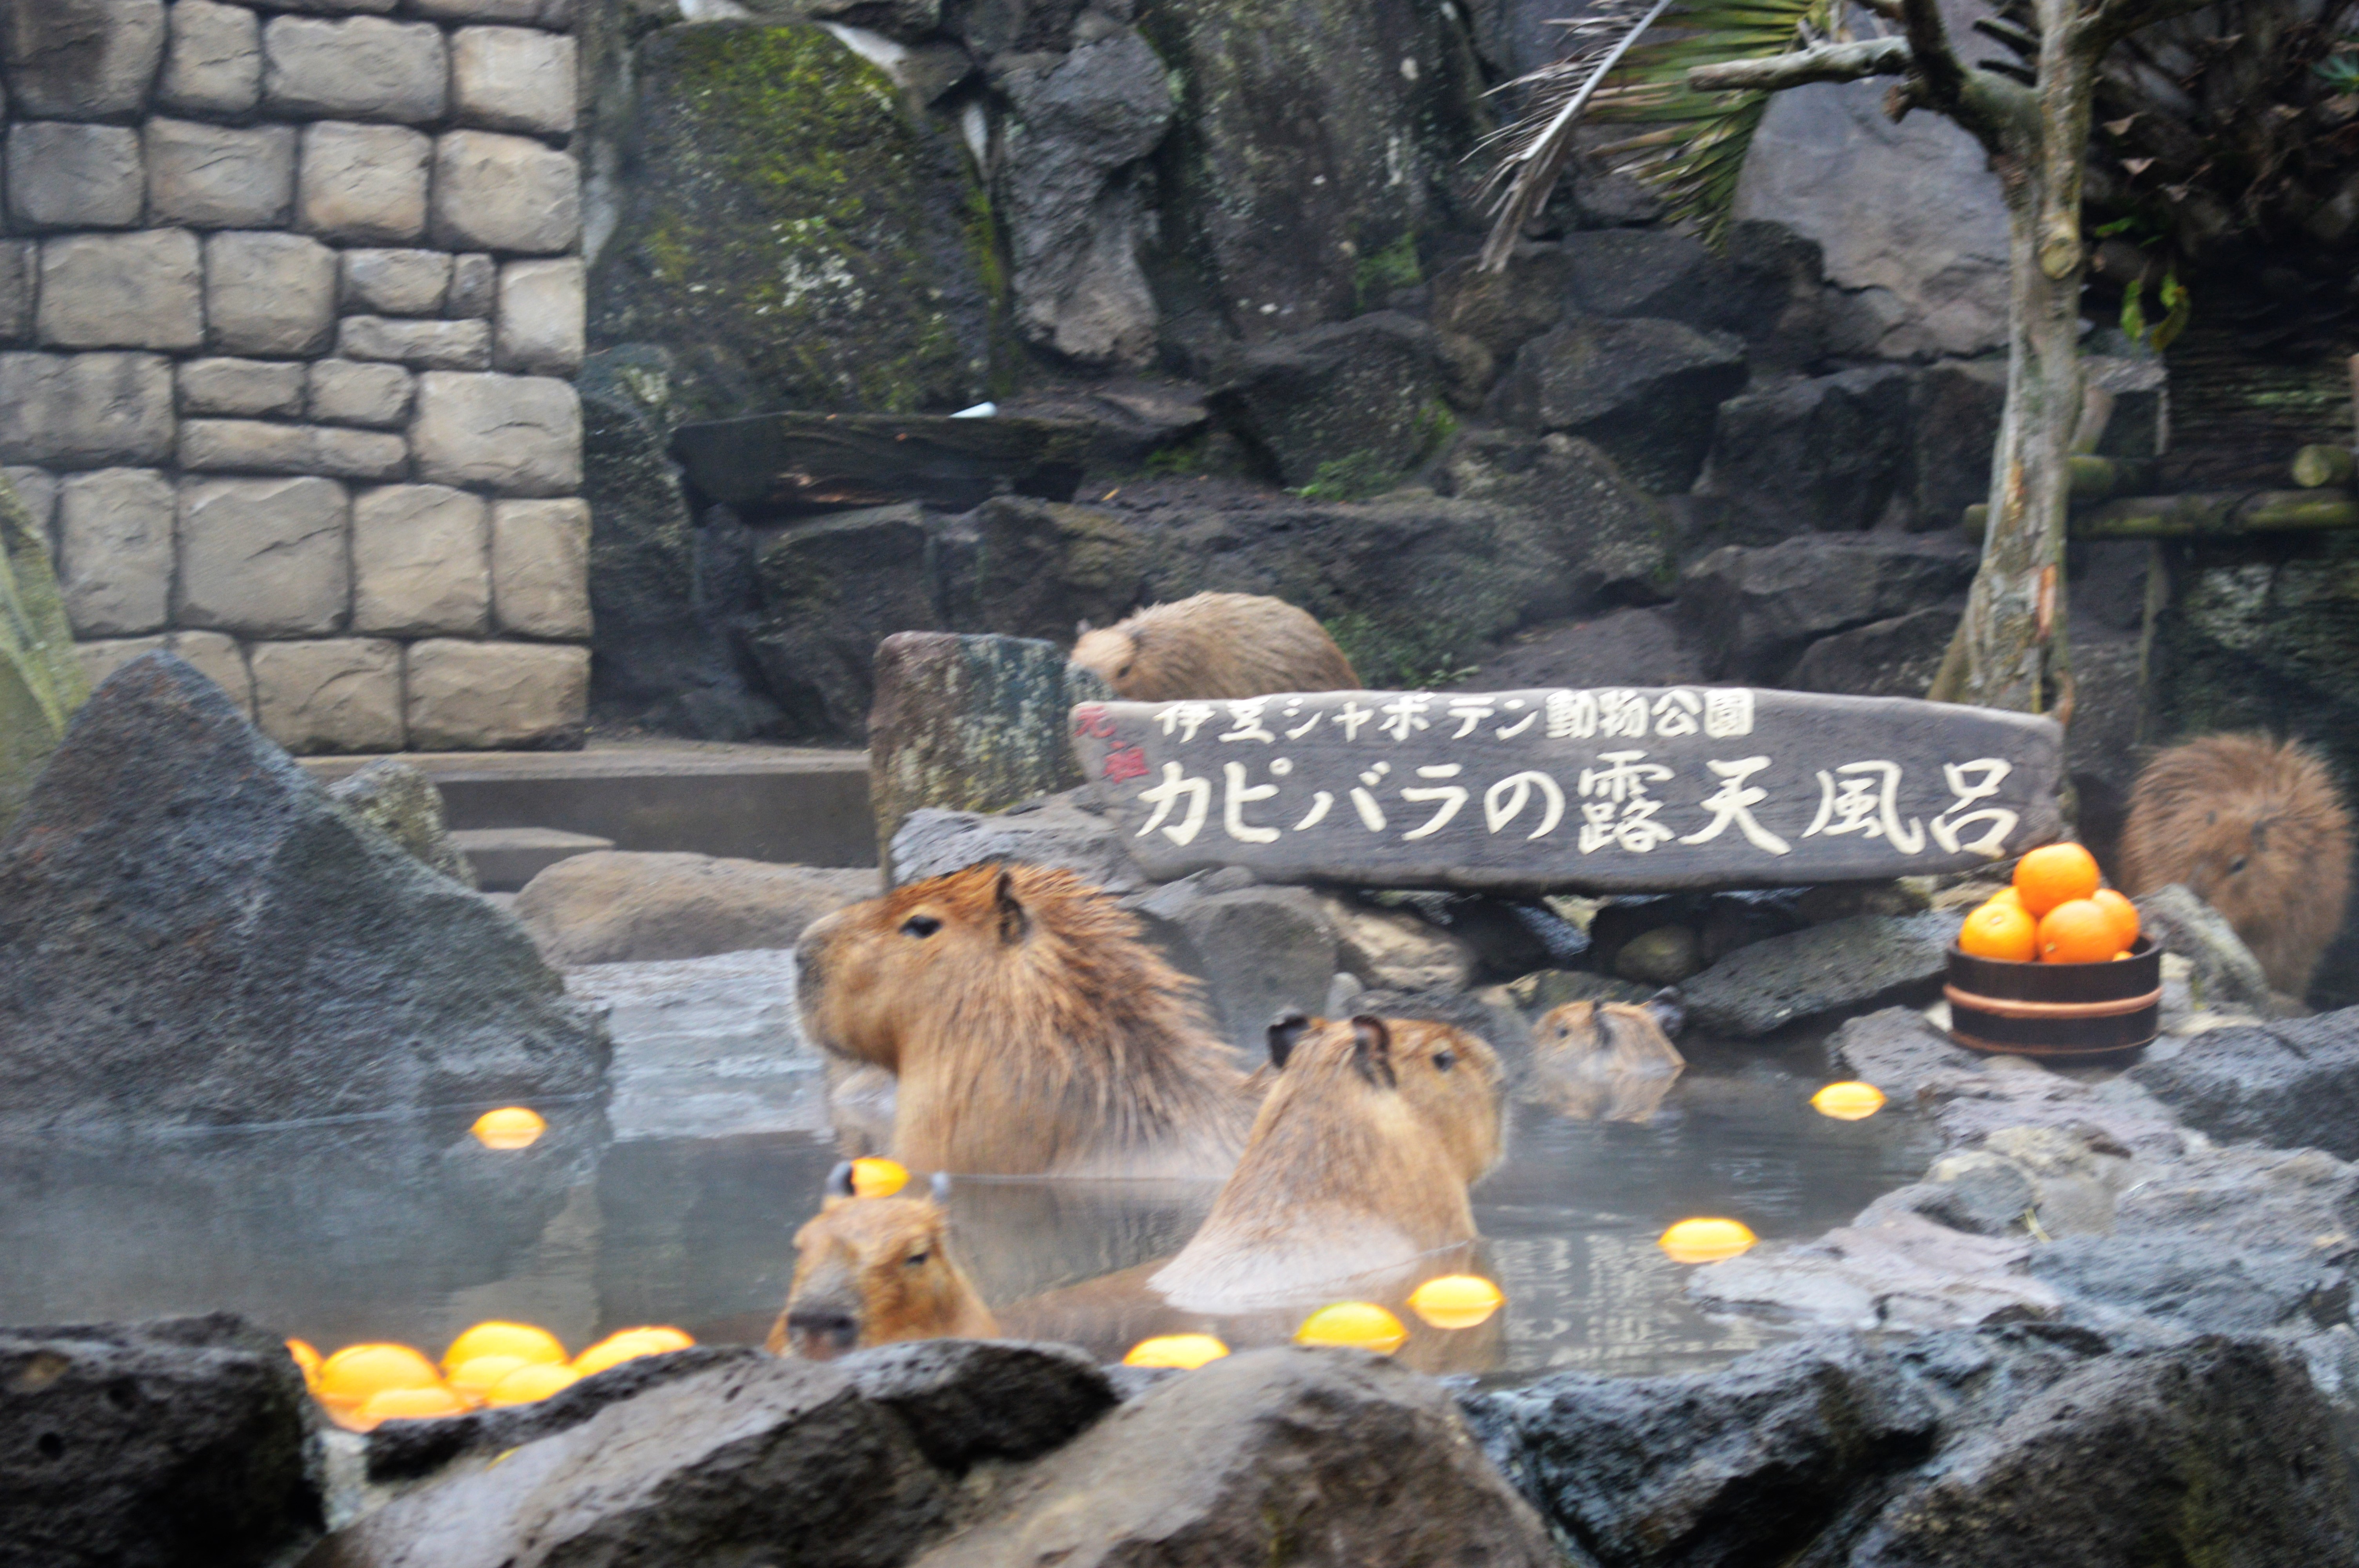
(0, 472, 88, 838)
(590, 23, 996, 421)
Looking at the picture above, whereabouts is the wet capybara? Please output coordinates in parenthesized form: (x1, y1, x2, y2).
(769, 1164, 997, 1360)
(2119, 733, 2353, 997)
(794, 863, 1257, 1178)
(1527, 994, 1686, 1123)
(1069, 592, 1360, 701)
(1148, 1013, 1504, 1310)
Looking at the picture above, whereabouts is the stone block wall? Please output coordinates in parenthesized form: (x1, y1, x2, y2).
(2, 0, 591, 753)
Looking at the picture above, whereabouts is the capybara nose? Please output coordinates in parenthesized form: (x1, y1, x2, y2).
(785, 1310, 860, 1359)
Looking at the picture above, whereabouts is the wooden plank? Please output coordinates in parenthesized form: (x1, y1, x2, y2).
(1071, 687, 2066, 894)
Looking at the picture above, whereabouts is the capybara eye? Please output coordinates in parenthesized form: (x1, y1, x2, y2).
(901, 915, 943, 938)
(2228, 855, 2248, 874)
(904, 1249, 930, 1267)
(1434, 1050, 1457, 1072)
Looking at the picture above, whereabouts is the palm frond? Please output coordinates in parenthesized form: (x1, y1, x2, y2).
(1476, 0, 1845, 265)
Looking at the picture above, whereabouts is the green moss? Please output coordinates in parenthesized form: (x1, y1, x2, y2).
(1, 474, 88, 835)
(1290, 452, 1394, 502)
(1322, 609, 1480, 690)
(1352, 232, 1423, 310)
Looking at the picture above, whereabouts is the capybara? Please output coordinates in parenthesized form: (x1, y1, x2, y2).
(794, 862, 1257, 1178)
(1148, 1013, 1504, 1310)
(1069, 592, 1360, 701)
(1527, 993, 1686, 1123)
(769, 1164, 997, 1359)
(2119, 733, 2352, 997)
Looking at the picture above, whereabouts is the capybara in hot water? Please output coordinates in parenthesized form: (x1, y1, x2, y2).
(769, 1163, 997, 1359)
(2120, 733, 2353, 997)
(1148, 1012, 1504, 1310)
(1069, 592, 1360, 701)
(1526, 993, 1686, 1123)
(794, 862, 1258, 1178)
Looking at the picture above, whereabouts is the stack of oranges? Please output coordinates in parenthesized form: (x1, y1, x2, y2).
(1957, 843, 2140, 964)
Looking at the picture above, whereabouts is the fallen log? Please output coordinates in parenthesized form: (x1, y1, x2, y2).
(1965, 489, 2359, 541)
(2291, 444, 2355, 489)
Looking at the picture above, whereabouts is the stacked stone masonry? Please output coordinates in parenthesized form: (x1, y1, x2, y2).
(2, 0, 590, 752)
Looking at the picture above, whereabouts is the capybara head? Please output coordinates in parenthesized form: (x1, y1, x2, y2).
(1068, 592, 1359, 702)
(2120, 733, 2353, 996)
(1528, 997, 1685, 1123)
(769, 1165, 996, 1360)
(1261, 1012, 1505, 1186)
(793, 862, 1252, 1176)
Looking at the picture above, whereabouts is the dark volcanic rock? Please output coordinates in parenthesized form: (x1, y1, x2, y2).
(836, 1339, 1117, 1470)
(2131, 1007, 2359, 1159)
(2131, 882, 2285, 1019)
(905, 1346, 1558, 1568)
(1682, 913, 1956, 1037)
(1830, 1005, 1983, 1101)
(0, 1314, 322, 1568)
(747, 504, 939, 737)
(1155, 884, 1338, 1049)
(1676, 535, 1979, 684)
(1209, 312, 1448, 490)
(1462, 1334, 1939, 1566)
(934, 496, 1156, 643)
(1695, 365, 1916, 541)
(891, 788, 1147, 893)
(0, 654, 607, 1130)
(1489, 316, 1748, 492)
(1912, 358, 2008, 532)
(1787, 605, 1962, 699)
(1429, 243, 1574, 362)
(2028, 1232, 2351, 1333)
(309, 1357, 950, 1568)
(325, 759, 476, 889)
(1436, 430, 1675, 606)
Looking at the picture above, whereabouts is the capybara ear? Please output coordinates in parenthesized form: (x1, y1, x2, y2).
(1267, 1011, 1315, 1070)
(1349, 1015, 1398, 1090)
(930, 1171, 952, 1204)
(824, 1160, 856, 1201)
(1643, 988, 1687, 1038)
(1076, 618, 1094, 637)
(994, 867, 1029, 945)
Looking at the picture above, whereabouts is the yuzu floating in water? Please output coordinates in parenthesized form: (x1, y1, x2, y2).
(1295, 1301, 1409, 1355)
(573, 1326, 694, 1377)
(1407, 1275, 1504, 1329)
(485, 1363, 580, 1406)
(442, 1321, 565, 1374)
(314, 1343, 443, 1414)
(1658, 1218, 1757, 1264)
(354, 1384, 470, 1428)
(1810, 1082, 1886, 1121)
(1123, 1334, 1230, 1369)
(285, 1339, 322, 1387)
(470, 1107, 546, 1150)
(2012, 843, 2101, 917)
(448, 1355, 531, 1404)
(848, 1157, 910, 1198)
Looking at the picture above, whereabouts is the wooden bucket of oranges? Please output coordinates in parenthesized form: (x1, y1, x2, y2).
(1948, 843, 2160, 1063)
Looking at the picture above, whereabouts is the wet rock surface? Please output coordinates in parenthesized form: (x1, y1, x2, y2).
(0, 653, 606, 1129)
(2132, 1009, 2359, 1160)
(516, 850, 876, 966)
(0, 1313, 323, 1568)
(1680, 913, 1956, 1037)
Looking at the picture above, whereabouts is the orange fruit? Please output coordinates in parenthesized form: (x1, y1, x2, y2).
(1985, 886, 2026, 912)
(1658, 1218, 1757, 1263)
(2090, 888, 2140, 949)
(1958, 899, 2037, 962)
(2037, 899, 2121, 964)
(1294, 1302, 1409, 1354)
(314, 1343, 444, 1414)
(2012, 843, 2101, 917)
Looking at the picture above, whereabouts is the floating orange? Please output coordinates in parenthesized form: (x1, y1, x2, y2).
(2012, 843, 2101, 917)
(1407, 1274, 1505, 1329)
(1123, 1334, 1230, 1369)
(1295, 1302, 1409, 1355)
(848, 1157, 910, 1198)
(442, 1321, 566, 1374)
(285, 1339, 322, 1387)
(2090, 887, 2141, 949)
(354, 1384, 470, 1429)
(485, 1363, 579, 1406)
(2037, 898, 2121, 965)
(573, 1326, 695, 1378)
(471, 1107, 546, 1150)
(314, 1343, 445, 1414)
(448, 1355, 532, 1404)
(1659, 1218, 1757, 1264)
(1810, 1081, 1887, 1121)
(1958, 899, 2037, 962)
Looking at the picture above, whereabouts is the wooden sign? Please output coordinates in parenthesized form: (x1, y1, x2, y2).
(1070, 687, 2066, 893)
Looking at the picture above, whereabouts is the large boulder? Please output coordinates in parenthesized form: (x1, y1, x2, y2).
(906, 1347, 1558, 1567)
(1785, 605, 1961, 699)
(588, 23, 993, 422)
(567, 948, 823, 1140)
(1676, 535, 1979, 683)
(2130, 1007, 2359, 1160)
(1, 467, 89, 837)
(1693, 365, 1916, 541)
(1488, 316, 1748, 492)
(890, 787, 1146, 892)
(1912, 358, 2008, 530)
(0, 1314, 323, 1568)
(516, 850, 876, 966)
(934, 496, 1156, 643)
(1681, 912, 1956, 1037)
(1436, 430, 1675, 606)
(0, 653, 608, 1128)
(747, 503, 939, 737)
(1209, 312, 1450, 491)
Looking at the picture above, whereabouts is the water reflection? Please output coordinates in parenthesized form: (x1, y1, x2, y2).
(2, 1034, 1936, 1379)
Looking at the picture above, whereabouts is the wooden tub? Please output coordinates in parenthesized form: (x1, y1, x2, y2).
(1946, 935, 2161, 1063)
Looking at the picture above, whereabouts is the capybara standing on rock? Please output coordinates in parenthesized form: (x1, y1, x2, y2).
(1070, 592, 1359, 701)
(795, 862, 1257, 1177)
(2120, 733, 2352, 997)
(1149, 1012, 1503, 1310)
(770, 1164, 996, 1360)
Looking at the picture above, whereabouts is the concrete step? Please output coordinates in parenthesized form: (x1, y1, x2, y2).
(301, 742, 874, 868)
(452, 826, 615, 892)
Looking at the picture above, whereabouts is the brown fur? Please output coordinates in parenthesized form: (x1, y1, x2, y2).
(2120, 733, 2352, 997)
(794, 862, 1256, 1177)
(1069, 592, 1360, 701)
(1148, 1014, 1503, 1310)
(770, 1191, 998, 1359)
(1527, 1000, 1685, 1123)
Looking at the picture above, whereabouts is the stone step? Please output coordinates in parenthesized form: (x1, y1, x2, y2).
(300, 742, 874, 868)
(451, 826, 615, 892)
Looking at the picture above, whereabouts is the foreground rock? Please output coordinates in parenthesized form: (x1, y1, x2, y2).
(2, 1314, 322, 1568)
(910, 1348, 1558, 1567)
(0, 654, 606, 1129)
(515, 850, 875, 966)
(1679, 913, 1955, 1036)
(2132, 1008, 2359, 1160)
